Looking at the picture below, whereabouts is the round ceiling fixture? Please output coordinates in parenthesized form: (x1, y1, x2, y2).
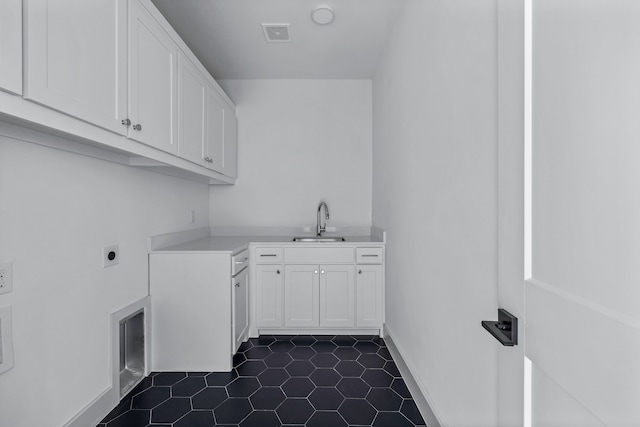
(311, 6, 335, 25)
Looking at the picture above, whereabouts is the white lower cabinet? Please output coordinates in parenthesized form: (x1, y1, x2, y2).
(149, 251, 247, 372)
(254, 244, 382, 333)
(283, 264, 355, 328)
(256, 264, 284, 327)
(356, 265, 383, 327)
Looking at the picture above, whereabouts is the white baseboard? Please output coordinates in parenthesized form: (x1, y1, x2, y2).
(384, 323, 444, 427)
(62, 387, 115, 427)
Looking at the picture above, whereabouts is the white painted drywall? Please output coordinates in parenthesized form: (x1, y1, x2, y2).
(528, 1, 640, 424)
(210, 79, 372, 229)
(372, 1, 499, 425)
(0, 135, 209, 427)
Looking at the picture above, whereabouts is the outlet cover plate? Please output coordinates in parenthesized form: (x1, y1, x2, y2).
(0, 262, 12, 295)
(103, 245, 119, 268)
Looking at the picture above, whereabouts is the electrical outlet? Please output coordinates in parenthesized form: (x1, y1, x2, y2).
(103, 245, 119, 268)
(0, 262, 12, 295)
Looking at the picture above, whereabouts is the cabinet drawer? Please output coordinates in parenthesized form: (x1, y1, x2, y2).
(285, 247, 354, 264)
(356, 247, 383, 264)
(255, 247, 283, 263)
(232, 249, 249, 275)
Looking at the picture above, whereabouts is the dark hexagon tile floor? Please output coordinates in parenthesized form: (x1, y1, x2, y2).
(97, 335, 427, 426)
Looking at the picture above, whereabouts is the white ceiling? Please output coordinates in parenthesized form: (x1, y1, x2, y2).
(151, 0, 407, 79)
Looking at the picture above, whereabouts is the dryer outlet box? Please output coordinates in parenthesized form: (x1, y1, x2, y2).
(103, 245, 119, 268)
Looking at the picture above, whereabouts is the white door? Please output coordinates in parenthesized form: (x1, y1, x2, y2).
(178, 53, 206, 165)
(497, 1, 640, 425)
(527, 1, 640, 425)
(284, 265, 319, 327)
(319, 265, 354, 327)
(24, 0, 127, 133)
(128, 0, 178, 154)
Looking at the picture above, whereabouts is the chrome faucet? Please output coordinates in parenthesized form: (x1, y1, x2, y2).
(317, 201, 330, 236)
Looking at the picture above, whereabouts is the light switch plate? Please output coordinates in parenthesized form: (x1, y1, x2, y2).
(0, 262, 12, 295)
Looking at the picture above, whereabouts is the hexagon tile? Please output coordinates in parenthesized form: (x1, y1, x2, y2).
(96, 335, 427, 426)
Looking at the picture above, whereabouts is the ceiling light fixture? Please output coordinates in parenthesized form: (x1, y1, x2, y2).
(311, 6, 335, 25)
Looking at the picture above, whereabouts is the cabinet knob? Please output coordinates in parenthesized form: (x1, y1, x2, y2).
(204, 157, 213, 163)
(235, 282, 240, 287)
(321, 270, 325, 274)
(358, 269, 362, 274)
(314, 270, 318, 274)
(277, 270, 280, 274)
(121, 118, 131, 126)
(133, 124, 142, 131)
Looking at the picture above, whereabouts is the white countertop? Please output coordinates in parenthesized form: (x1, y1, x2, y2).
(151, 234, 385, 253)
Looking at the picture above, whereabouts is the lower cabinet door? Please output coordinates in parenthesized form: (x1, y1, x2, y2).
(320, 265, 355, 327)
(284, 265, 319, 327)
(356, 265, 383, 327)
(233, 268, 249, 352)
(256, 264, 284, 327)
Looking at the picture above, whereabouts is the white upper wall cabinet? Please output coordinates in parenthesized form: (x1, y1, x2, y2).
(24, 0, 128, 134)
(128, 0, 178, 155)
(0, 0, 22, 95)
(178, 52, 207, 165)
(205, 88, 225, 172)
(222, 101, 238, 178)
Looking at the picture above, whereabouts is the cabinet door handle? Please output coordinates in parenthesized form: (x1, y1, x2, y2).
(235, 282, 240, 287)
(133, 124, 142, 131)
(277, 270, 280, 274)
(358, 269, 362, 274)
(362, 254, 378, 257)
(261, 254, 277, 257)
(320, 270, 325, 274)
(314, 270, 318, 274)
(235, 258, 248, 264)
(121, 118, 131, 126)
(204, 157, 213, 163)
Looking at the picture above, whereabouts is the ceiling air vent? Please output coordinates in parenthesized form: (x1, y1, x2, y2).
(262, 24, 292, 43)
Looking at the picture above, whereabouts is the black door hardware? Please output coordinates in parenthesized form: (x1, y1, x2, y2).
(482, 309, 518, 346)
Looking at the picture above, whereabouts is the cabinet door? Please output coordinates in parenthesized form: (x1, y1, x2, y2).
(222, 101, 238, 178)
(256, 264, 284, 328)
(178, 53, 206, 165)
(356, 265, 383, 327)
(128, 0, 178, 154)
(0, 0, 22, 95)
(205, 87, 224, 171)
(233, 269, 249, 353)
(284, 265, 319, 327)
(320, 265, 355, 327)
(24, 0, 127, 133)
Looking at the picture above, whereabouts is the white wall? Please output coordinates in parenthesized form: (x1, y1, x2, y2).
(210, 79, 372, 229)
(372, 1, 499, 425)
(0, 135, 209, 427)
(528, 1, 640, 424)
